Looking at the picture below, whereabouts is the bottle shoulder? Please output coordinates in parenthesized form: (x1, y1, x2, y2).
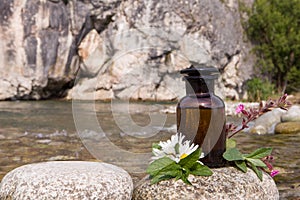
(177, 94, 224, 109)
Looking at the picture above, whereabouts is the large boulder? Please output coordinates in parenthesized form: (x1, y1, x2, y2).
(69, 0, 254, 101)
(0, 0, 254, 100)
(0, 0, 78, 100)
(0, 161, 133, 200)
(133, 167, 279, 200)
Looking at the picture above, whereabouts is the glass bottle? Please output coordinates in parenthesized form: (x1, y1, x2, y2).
(176, 65, 226, 167)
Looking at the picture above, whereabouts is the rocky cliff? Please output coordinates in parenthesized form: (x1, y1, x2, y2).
(0, 0, 254, 100)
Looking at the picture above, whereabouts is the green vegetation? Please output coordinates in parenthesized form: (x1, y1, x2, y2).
(223, 142, 273, 181)
(286, 66, 300, 93)
(243, 0, 300, 94)
(246, 78, 275, 102)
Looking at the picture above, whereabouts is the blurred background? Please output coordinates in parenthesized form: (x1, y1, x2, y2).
(0, 0, 298, 102)
(0, 0, 299, 199)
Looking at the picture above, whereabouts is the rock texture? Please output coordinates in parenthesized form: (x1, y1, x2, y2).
(0, 0, 254, 100)
(249, 108, 286, 134)
(0, 161, 133, 200)
(275, 105, 300, 134)
(275, 122, 300, 134)
(0, 0, 78, 100)
(281, 105, 300, 122)
(133, 167, 279, 200)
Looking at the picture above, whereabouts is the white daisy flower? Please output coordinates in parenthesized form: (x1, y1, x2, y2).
(151, 133, 200, 163)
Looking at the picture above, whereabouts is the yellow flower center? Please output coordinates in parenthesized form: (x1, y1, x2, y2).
(180, 153, 188, 160)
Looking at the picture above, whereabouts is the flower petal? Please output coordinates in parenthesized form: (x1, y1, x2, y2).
(270, 170, 279, 177)
(151, 133, 200, 163)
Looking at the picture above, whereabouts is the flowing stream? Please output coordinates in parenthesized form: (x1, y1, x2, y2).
(0, 101, 299, 199)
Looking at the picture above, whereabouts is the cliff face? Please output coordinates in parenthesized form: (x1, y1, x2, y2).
(0, 0, 254, 100)
(0, 0, 77, 99)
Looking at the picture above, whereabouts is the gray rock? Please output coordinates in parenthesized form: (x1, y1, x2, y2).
(70, 0, 254, 101)
(250, 108, 286, 134)
(281, 105, 300, 122)
(78, 29, 110, 76)
(0, 0, 78, 100)
(0, 161, 133, 200)
(133, 167, 279, 200)
(0, 0, 254, 101)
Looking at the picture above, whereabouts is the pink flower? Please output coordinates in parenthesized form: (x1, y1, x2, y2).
(235, 104, 245, 114)
(262, 155, 274, 170)
(270, 170, 279, 177)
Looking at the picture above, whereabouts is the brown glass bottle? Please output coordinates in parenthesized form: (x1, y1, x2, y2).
(177, 66, 226, 167)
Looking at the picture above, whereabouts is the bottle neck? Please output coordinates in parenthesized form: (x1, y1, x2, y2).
(185, 78, 215, 96)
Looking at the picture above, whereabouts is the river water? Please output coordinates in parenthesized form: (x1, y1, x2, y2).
(0, 100, 299, 199)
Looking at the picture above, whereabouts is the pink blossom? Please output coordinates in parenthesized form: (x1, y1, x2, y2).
(270, 170, 279, 177)
(262, 155, 274, 170)
(235, 104, 245, 114)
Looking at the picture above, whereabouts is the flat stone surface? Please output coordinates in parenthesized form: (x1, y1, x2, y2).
(133, 167, 279, 200)
(0, 161, 133, 200)
(275, 122, 300, 134)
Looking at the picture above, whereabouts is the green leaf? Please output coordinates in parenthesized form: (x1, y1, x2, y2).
(234, 160, 247, 173)
(152, 143, 161, 150)
(149, 176, 162, 184)
(147, 148, 213, 185)
(249, 163, 263, 181)
(223, 148, 245, 161)
(150, 168, 181, 184)
(175, 170, 183, 181)
(150, 174, 175, 184)
(190, 163, 213, 176)
(180, 172, 192, 185)
(146, 157, 176, 176)
(246, 158, 267, 167)
(245, 147, 272, 159)
(226, 138, 237, 149)
(150, 174, 170, 184)
(178, 148, 201, 169)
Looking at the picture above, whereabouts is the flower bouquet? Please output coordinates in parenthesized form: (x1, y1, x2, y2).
(147, 94, 291, 184)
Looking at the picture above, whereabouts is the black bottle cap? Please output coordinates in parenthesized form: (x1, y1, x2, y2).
(180, 65, 219, 79)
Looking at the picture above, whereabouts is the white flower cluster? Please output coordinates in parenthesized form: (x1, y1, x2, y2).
(152, 133, 203, 163)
